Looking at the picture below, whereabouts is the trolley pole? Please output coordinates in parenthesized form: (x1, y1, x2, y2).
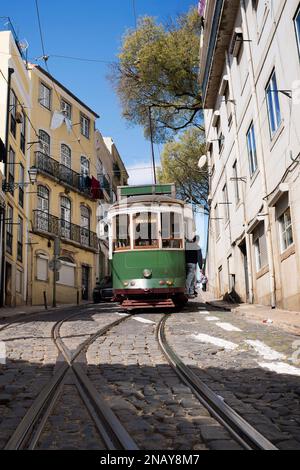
(148, 105, 157, 184)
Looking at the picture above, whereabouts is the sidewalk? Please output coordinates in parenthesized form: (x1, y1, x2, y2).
(200, 291, 300, 336)
(0, 302, 90, 321)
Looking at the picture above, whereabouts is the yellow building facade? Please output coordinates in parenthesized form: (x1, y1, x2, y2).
(0, 30, 32, 307)
(27, 65, 100, 306)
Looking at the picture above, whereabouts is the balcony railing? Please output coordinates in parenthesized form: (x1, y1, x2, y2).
(32, 210, 99, 251)
(35, 151, 94, 198)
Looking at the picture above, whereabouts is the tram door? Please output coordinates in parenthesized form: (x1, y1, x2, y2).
(82, 265, 90, 301)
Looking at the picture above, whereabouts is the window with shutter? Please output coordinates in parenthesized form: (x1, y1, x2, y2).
(57, 262, 75, 287)
(36, 256, 48, 281)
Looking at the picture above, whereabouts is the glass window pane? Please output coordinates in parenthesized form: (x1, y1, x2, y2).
(113, 215, 130, 250)
(133, 212, 158, 249)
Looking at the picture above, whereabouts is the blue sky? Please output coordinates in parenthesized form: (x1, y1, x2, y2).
(1, 0, 196, 184)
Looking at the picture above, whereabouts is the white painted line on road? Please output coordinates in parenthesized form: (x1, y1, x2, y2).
(205, 316, 220, 321)
(191, 333, 238, 350)
(198, 311, 211, 315)
(258, 361, 300, 376)
(133, 317, 156, 324)
(215, 322, 242, 332)
(245, 340, 286, 361)
(115, 313, 130, 317)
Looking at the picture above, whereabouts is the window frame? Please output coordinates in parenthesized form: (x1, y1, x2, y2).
(60, 196, 72, 239)
(39, 82, 52, 110)
(80, 156, 90, 176)
(61, 99, 72, 120)
(81, 205, 91, 247)
(80, 113, 90, 139)
(294, 4, 300, 59)
(253, 223, 268, 272)
(232, 160, 240, 204)
(17, 215, 23, 262)
(222, 184, 230, 222)
(39, 130, 51, 155)
(10, 90, 17, 137)
(246, 122, 258, 176)
(279, 207, 294, 253)
(20, 112, 26, 153)
(266, 70, 282, 137)
(133, 212, 159, 250)
(8, 147, 15, 195)
(61, 143, 72, 169)
(113, 214, 131, 252)
(161, 212, 183, 249)
(6, 205, 13, 255)
(18, 164, 24, 208)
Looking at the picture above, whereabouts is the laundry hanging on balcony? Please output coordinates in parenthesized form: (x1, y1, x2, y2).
(91, 176, 103, 200)
(50, 110, 72, 134)
(79, 174, 92, 191)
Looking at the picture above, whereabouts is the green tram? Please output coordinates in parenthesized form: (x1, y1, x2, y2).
(105, 184, 195, 309)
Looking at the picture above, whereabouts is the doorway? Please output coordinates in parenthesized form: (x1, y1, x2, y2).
(82, 265, 90, 301)
(5, 262, 12, 306)
(239, 240, 249, 301)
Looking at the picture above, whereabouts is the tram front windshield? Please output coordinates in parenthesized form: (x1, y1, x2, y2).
(133, 212, 159, 249)
(113, 214, 130, 251)
(161, 212, 183, 248)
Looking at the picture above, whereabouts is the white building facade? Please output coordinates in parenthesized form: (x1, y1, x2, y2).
(200, 0, 300, 310)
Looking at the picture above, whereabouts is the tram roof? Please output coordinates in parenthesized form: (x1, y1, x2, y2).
(111, 195, 186, 209)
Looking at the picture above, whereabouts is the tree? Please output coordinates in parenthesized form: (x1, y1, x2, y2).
(157, 128, 209, 212)
(110, 8, 203, 142)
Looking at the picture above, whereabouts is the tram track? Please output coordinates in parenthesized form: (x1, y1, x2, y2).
(157, 313, 278, 451)
(4, 307, 138, 450)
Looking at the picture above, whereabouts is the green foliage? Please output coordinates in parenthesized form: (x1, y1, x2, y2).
(157, 128, 208, 211)
(110, 8, 203, 142)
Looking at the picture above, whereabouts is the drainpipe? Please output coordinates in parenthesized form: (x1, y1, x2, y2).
(0, 67, 14, 307)
(241, 1, 276, 308)
(225, 51, 254, 304)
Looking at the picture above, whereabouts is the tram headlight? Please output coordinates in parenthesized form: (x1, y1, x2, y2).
(143, 269, 152, 279)
(159, 280, 166, 285)
(166, 280, 174, 286)
(123, 282, 129, 287)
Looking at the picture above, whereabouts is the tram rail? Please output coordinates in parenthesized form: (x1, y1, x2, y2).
(157, 313, 278, 451)
(5, 308, 138, 450)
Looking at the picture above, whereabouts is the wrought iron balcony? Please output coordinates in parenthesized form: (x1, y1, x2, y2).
(35, 151, 93, 198)
(32, 210, 99, 251)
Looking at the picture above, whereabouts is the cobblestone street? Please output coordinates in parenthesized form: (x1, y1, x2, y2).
(0, 301, 299, 450)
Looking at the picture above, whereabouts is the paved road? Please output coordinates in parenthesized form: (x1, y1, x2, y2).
(0, 301, 299, 450)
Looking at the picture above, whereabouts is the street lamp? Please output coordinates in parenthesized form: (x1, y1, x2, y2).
(2, 166, 38, 192)
(28, 166, 37, 185)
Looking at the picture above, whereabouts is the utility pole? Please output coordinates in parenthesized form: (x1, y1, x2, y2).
(148, 106, 157, 184)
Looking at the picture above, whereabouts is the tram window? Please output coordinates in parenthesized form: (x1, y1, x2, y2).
(113, 215, 130, 251)
(161, 212, 183, 248)
(133, 212, 159, 249)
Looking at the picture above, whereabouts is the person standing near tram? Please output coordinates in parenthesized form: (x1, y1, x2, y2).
(185, 235, 203, 298)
